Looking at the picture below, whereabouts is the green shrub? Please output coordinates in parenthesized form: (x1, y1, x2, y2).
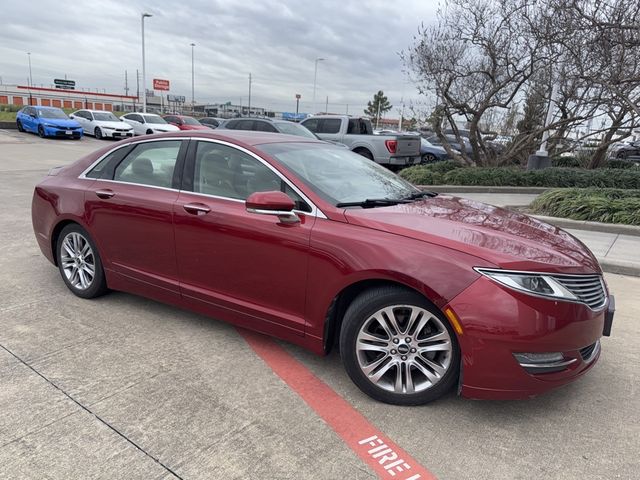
(424, 160, 465, 174)
(602, 159, 638, 169)
(552, 156, 585, 168)
(530, 188, 640, 225)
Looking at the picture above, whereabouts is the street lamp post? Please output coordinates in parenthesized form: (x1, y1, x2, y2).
(295, 94, 301, 115)
(312, 57, 325, 114)
(27, 52, 33, 87)
(190, 43, 196, 106)
(141, 12, 152, 113)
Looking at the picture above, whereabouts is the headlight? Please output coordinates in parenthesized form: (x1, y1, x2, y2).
(474, 268, 577, 301)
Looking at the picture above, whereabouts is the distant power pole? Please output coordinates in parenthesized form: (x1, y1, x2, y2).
(325, 96, 328, 114)
(248, 73, 252, 116)
(124, 70, 129, 96)
(136, 69, 140, 101)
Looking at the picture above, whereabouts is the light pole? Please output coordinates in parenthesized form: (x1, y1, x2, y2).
(312, 57, 325, 114)
(190, 43, 196, 106)
(141, 12, 152, 113)
(27, 52, 33, 87)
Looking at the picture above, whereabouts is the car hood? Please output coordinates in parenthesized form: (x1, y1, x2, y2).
(96, 121, 132, 129)
(40, 118, 80, 128)
(343, 195, 600, 274)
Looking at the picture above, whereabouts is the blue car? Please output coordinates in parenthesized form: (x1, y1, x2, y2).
(420, 137, 455, 163)
(16, 106, 83, 139)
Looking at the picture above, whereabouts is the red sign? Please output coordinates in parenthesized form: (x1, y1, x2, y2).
(153, 79, 170, 91)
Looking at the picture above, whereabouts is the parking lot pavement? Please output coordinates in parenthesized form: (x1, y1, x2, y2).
(1, 131, 639, 479)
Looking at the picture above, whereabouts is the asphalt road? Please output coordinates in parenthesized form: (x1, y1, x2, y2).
(0, 129, 638, 480)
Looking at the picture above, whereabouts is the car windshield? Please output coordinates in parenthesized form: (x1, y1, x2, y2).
(260, 143, 419, 205)
(142, 115, 167, 124)
(93, 112, 119, 121)
(37, 108, 68, 119)
(275, 122, 317, 139)
(182, 116, 201, 126)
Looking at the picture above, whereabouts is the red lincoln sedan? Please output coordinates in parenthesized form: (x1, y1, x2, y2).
(163, 114, 209, 131)
(31, 131, 614, 405)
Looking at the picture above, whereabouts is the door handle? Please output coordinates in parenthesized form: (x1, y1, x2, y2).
(95, 189, 115, 199)
(183, 202, 211, 215)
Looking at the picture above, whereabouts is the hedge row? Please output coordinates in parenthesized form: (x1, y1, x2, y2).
(400, 163, 640, 189)
(530, 188, 640, 225)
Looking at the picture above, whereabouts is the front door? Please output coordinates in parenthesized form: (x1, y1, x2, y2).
(173, 140, 315, 335)
(85, 139, 186, 294)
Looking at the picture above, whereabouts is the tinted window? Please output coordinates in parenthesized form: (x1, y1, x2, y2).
(255, 121, 278, 132)
(126, 114, 142, 123)
(236, 120, 255, 131)
(113, 140, 182, 188)
(318, 119, 341, 134)
(193, 142, 310, 211)
(301, 118, 319, 132)
(224, 120, 238, 129)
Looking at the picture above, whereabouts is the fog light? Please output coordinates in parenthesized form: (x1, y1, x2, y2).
(513, 352, 564, 364)
(513, 352, 576, 374)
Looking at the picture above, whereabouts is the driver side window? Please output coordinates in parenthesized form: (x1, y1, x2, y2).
(193, 142, 311, 212)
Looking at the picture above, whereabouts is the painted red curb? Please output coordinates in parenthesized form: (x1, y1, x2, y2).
(239, 328, 438, 480)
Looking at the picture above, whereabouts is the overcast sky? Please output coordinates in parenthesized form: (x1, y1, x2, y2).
(0, 0, 438, 115)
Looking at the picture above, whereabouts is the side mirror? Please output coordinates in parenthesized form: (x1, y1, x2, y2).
(246, 191, 299, 224)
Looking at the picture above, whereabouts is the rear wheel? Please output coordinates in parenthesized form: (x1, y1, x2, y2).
(38, 125, 46, 138)
(616, 151, 627, 159)
(16, 120, 24, 132)
(339, 286, 459, 405)
(354, 148, 374, 160)
(94, 127, 103, 139)
(56, 224, 108, 299)
(422, 153, 437, 164)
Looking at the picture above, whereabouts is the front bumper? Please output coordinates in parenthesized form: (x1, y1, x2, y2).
(446, 276, 611, 400)
(104, 129, 134, 138)
(43, 126, 83, 138)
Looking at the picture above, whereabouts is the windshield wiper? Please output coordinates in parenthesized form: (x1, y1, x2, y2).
(336, 198, 414, 208)
(402, 190, 438, 200)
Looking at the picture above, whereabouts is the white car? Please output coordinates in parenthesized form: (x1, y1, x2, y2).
(69, 110, 134, 140)
(120, 113, 180, 136)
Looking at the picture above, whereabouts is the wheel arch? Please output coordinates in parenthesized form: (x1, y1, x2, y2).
(322, 277, 443, 354)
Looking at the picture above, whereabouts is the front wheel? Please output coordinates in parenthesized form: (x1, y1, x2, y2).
(94, 127, 103, 139)
(38, 125, 46, 138)
(339, 286, 460, 405)
(146, 129, 153, 135)
(56, 224, 108, 299)
(17, 120, 24, 132)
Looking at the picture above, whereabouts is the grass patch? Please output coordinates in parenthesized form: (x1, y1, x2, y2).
(530, 188, 640, 225)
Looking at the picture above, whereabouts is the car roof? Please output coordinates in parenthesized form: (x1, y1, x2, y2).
(132, 129, 324, 147)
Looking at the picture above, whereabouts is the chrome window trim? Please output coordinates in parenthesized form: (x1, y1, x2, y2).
(191, 138, 327, 219)
(78, 137, 192, 179)
(77, 136, 327, 219)
(474, 267, 607, 311)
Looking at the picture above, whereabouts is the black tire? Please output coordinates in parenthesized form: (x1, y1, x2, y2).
(354, 148, 374, 160)
(56, 224, 108, 299)
(38, 125, 46, 138)
(422, 153, 437, 164)
(16, 120, 24, 132)
(339, 286, 460, 405)
(616, 151, 627, 159)
(95, 127, 103, 139)
(146, 129, 153, 135)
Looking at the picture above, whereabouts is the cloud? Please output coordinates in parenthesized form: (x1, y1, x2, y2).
(0, 0, 438, 115)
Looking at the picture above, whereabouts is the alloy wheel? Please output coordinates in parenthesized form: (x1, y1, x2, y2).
(60, 232, 96, 290)
(355, 305, 453, 394)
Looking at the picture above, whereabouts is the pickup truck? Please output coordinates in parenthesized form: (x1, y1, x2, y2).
(300, 116, 421, 168)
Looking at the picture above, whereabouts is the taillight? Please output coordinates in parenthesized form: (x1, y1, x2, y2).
(385, 139, 397, 153)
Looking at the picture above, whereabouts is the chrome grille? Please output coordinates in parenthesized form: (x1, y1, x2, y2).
(551, 274, 606, 310)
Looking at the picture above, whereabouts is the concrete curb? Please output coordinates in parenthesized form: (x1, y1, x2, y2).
(533, 215, 640, 237)
(599, 259, 640, 277)
(0, 121, 17, 130)
(423, 185, 550, 194)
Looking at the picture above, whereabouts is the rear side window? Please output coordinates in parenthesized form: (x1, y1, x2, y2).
(255, 121, 277, 132)
(317, 119, 341, 134)
(113, 140, 182, 188)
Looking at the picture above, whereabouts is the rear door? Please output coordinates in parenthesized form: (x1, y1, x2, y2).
(85, 139, 187, 296)
(173, 139, 316, 335)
